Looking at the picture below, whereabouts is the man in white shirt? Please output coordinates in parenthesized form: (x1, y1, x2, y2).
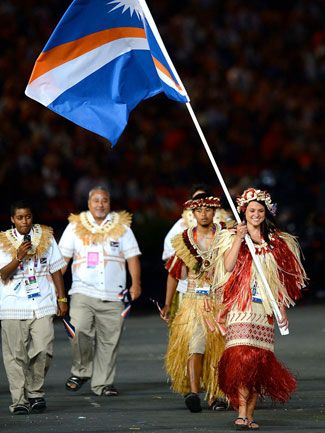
(0, 200, 67, 415)
(59, 186, 141, 397)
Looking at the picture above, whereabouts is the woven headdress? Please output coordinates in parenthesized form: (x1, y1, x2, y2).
(184, 196, 220, 210)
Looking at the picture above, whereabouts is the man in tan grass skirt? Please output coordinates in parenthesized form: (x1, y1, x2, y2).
(160, 193, 228, 413)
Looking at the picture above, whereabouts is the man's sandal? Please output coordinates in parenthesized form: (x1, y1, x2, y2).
(101, 385, 119, 396)
(184, 392, 202, 413)
(248, 420, 260, 430)
(234, 417, 248, 430)
(65, 376, 88, 391)
(209, 398, 229, 411)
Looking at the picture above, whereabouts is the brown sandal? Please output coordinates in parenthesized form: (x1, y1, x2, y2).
(65, 376, 88, 391)
(209, 398, 229, 411)
(248, 420, 260, 430)
(101, 384, 119, 396)
(234, 417, 248, 430)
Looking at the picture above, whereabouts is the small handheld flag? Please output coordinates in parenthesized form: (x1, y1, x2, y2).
(119, 288, 132, 318)
(149, 297, 162, 314)
(121, 303, 132, 318)
(25, 0, 189, 145)
(62, 317, 76, 339)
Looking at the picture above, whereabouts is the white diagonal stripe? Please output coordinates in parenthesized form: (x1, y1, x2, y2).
(155, 68, 188, 96)
(25, 37, 149, 106)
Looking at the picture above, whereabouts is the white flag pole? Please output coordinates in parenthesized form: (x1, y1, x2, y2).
(137, 0, 189, 98)
(139, 0, 288, 336)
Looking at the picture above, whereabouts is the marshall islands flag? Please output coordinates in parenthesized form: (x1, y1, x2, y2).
(25, 0, 189, 145)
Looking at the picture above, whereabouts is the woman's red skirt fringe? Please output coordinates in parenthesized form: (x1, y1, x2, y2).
(218, 345, 296, 408)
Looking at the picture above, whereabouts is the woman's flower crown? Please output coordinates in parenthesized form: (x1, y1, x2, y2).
(236, 188, 277, 216)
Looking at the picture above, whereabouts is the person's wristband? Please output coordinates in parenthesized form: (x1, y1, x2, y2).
(57, 297, 68, 303)
(15, 255, 23, 263)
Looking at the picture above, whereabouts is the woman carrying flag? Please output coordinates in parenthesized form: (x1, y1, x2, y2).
(215, 188, 307, 430)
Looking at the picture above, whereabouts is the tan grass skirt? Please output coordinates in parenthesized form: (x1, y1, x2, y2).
(165, 293, 225, 400)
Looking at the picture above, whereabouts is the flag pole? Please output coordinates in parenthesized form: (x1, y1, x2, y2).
(139, 0, 288, 335)
(186, 102, 288, 336)
(138, 0, 189, 97)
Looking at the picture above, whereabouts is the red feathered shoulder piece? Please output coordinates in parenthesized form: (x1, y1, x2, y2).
(271, 234, 306, 301)
(222, 243, 253, 314)
(165, 255, 184, 280)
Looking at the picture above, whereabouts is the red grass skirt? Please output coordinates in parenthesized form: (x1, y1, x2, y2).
(218, 345, 296, 408)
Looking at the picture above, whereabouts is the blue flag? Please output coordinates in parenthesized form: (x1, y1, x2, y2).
(25, 0, 189, 145)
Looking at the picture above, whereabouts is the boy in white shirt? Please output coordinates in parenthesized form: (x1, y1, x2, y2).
(0, 200, 67, 415)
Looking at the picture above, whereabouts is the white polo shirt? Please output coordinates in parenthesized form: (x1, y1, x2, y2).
(162, 218, 188, 293)
(162, 218, 187, 261)
(0, 229, 66, 320)
(59, 213, 141, 301)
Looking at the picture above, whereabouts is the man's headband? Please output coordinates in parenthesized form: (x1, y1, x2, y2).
(184, 196, 221, 210)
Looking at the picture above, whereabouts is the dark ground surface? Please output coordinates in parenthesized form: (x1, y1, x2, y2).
(0, 304, 324, 433)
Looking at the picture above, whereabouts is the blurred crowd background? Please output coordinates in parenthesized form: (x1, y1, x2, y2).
(0, 0, 324, 302)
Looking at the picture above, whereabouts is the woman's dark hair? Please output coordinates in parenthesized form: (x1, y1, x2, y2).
(10, 200, 33, 217)
(240, 201, 278, 244)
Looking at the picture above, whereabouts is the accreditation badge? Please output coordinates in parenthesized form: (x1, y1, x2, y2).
(24, 276, 41, 299)
(195, 284, 210, 295)
(87, 251, 99, 268)
(252, 280, 262, 303)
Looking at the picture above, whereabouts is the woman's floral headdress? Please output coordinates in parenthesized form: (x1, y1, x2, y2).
(236, 188, 277, 215)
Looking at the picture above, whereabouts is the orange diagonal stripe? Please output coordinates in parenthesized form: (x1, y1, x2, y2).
(29, 27, 146, 83)
(152, 56, 182, 91)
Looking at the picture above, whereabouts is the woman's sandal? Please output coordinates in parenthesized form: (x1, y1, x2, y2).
(65, 376, 88, 391)
(248, 420, 260, 430)
(234, 417, 248, 430)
